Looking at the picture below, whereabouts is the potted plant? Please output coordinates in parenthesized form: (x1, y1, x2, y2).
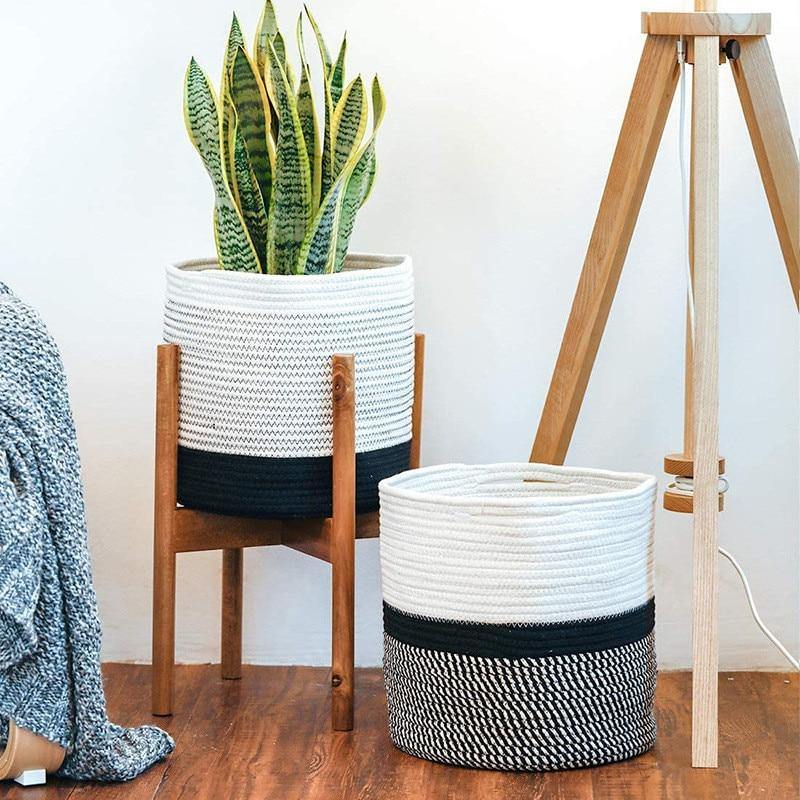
(166, 2, 414, 518)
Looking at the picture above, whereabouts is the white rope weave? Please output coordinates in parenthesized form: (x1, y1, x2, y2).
(164, 254, 415, 458)
(379, 463, 657, 624)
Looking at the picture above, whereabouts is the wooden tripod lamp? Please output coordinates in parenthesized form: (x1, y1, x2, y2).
(531, 1, 797, 769)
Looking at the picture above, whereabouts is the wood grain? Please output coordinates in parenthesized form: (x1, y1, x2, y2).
(531, 36, 679, 465)
(152, 344, 179, 717)
(410, 334, 425, 470)
(221, 548, 243, 680)
(730, 36, 800, 306)
(14, 667, 797, 799)
(641, 12, 771, 37)
(331, 354, 356, 732)
(690, 34, 720, 769)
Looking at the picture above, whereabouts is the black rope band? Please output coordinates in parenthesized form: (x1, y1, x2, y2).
(383, 598, 655, 659)
(178, 440, 411, 519)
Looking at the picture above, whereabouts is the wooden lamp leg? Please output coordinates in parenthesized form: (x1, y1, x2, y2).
(730, 36, 800, 306)
(330, 354, 356, 731)
(221, 548, 243, 679)
(690, 32, 721, 769)
(410, 334, 426, 470)
(530, 35, 679, 464)
(152, 344, 179, 716)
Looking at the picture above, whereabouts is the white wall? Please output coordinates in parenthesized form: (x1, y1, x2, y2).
(1, 0, 797, 669)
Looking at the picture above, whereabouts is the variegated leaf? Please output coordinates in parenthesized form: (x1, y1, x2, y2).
(266, 40, 312, 275)
(296, 15, 321, 210)
(220, 15, 245, 192)
(330, 34, 347, 105)
(223, 13, 246, 78)
(253, 0, 278, 80)
(333, 76, 386, 272)
(297, 167, 351, 274)
(230, 46, 273, 211)
(272, 31, 296, 91)
(361, 152, 378, 206)
(332, 75, 367, 179)
(229, 111, 268, 270)
(184, 58, 260, 272)
(303, 5, 332, 77)
(360, 75, 385, 207)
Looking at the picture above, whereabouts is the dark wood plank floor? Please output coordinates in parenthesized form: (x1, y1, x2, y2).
(3, 667, 796, 799)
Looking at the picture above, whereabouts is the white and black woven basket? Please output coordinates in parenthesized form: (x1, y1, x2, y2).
(163, 253, 414, 518)
(379, 463, 657, 771)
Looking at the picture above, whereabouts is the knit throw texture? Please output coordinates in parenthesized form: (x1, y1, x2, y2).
(0, 285, 174, 781)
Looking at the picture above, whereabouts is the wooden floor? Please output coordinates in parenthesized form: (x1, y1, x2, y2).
(3, 666, 796, 799)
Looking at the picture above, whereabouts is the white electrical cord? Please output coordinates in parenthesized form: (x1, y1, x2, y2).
(718, 547, 800, 671)
(677, 36, 695, 331)
(676, 41, 799, 672)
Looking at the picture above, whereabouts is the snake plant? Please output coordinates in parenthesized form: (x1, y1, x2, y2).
(184, 2, 385, 274)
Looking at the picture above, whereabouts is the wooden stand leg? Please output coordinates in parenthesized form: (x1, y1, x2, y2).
(152, 344, 179, 716)
(331, 354, 356, 731)
(221, 548, 243, 679)
(691, 34, 720, 769)
(730, 37, 800, 305)
(410, 334, 426, 470)
(530, 35, 679, 464)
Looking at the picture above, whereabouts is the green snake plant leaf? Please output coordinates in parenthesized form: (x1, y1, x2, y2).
(297, 162, 354, 274)
(220, 15, 246, 192)
(330, 34, 347, 106)
(223, 13, 246, 79)
(319, 64, 335, 200)
(228, 110, 269, 270)
(332, 75, 367, 179)
(265, 40, 312, 275)
(254, 0, 280, 142)
(359, 76, 385, 206)
(303, 5, 332, 77)
(333, 75, 386, 272)
(272, 31, 296, 92)
(230, 46, 273, 211)
(184, 58, 260, 272)
(296, 14, 321, 211)
(253, 0, 278, 79)
(303, 6, 336, 199)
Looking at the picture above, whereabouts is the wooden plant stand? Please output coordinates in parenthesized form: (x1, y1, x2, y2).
(530, 3, 797, 768)
(152, 335, 425, 731)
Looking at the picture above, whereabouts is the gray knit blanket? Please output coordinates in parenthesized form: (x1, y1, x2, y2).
(0, 285, 174, 781)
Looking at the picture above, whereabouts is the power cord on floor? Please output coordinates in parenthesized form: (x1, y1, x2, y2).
(675, 38, 799, 672)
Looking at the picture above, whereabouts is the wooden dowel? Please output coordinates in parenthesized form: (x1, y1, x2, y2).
(690, 34, 720, 769)
(221, 548, 243, 680)
(730, 37, 800, 306)
(330, 354, 356, 731)
(152, 344, 179, 716)
(410, 334, 425, 470)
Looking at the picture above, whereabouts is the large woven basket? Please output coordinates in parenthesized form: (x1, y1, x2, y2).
(379, 462, 657, 771)
(163, 253, 414, 518)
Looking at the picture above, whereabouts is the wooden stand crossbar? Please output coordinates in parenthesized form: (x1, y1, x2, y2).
(152, 334, 425, 731)
(531, 2, 797, 769)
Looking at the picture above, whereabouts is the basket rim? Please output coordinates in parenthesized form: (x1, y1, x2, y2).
(379, 462, 657, 509)
(169, 252, 410, 282)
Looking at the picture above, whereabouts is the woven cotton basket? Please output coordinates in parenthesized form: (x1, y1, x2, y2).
(379, 463, 658, 772)
(163, 254, 414, 518)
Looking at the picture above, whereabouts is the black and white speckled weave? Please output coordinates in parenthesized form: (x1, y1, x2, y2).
(0, 285, 174, 781)
(383, 623, 657, 772)
(379, 462, 658, 772)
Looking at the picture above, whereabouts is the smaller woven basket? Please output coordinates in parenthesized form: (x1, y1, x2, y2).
(379, 463, 658, 772)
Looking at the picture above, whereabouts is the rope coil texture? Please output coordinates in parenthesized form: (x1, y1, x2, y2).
(379, 463, 658, 771)
(164, 254, 414, 518)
